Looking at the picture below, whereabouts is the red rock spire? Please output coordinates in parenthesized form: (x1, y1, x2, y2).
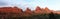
(35, 6, 41, 11)
(44, 7, 51, 14)
(24, 7, 32, 16)
(26, 7, 31, 11)
(25, 7, 32, 13)
(34, 6, 42, 14)
(44, 7, 49, 11)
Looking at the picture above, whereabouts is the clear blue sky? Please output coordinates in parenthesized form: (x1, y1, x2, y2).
(0, 0, 60, 10)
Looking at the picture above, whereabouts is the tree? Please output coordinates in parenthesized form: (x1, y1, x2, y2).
(49, 12, 56, 19)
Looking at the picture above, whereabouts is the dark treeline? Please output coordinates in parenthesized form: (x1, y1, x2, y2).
(0, 12, 60, 19)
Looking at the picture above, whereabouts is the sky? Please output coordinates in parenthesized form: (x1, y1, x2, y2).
(0, 0, 60, 10)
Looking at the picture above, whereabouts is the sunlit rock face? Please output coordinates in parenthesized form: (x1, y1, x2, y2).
(33, 6, 52, 14)
(41, 8, 46, 14)
(34, 6, 42, 14)
(23, 8, 33, 16)
(35, 6, 41, 11)
(0, 6, 58, 16)
(44, 7, 51, 14)
(12, 6, 23, 13)
(0, 6, 23, 14)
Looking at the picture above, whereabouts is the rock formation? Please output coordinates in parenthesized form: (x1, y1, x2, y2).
(0, 6, 23, 14)
(24, 7, 32, 16)
(34, 6, 42, 14)
(44, 7, 51, 14)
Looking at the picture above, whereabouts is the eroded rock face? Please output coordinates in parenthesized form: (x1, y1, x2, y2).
(41, 8, 46, 14)
(34, 6, 42, 14)
(12, 7, 23, 13)
(35, 6, 41, 11)
(0, 6, 55, 17)
(0, 7, 23, 13)
(44, 7, 51, 14)
(23, 8, 33, 16)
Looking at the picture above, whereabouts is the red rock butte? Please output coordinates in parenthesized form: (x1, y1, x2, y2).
(0, 6, 23, 13)
(0, 6, 59, 15)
